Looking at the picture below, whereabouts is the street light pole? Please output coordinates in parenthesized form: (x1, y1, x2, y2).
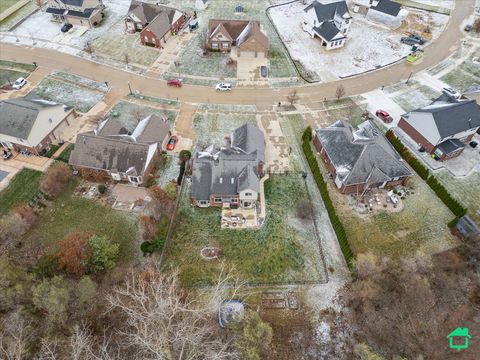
(128, 81, 133, 95)
(406, 71, 413, 84)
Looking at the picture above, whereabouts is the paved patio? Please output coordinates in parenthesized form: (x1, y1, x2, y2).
(221, 207, 258, 229)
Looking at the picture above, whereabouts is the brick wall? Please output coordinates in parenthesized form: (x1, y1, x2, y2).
(398, 118, 435, 153)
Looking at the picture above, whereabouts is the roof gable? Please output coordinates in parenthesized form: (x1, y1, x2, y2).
(371, 0, 402, 17)
(304, 0, 350, 23)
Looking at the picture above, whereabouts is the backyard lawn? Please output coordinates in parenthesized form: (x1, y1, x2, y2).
(435, 171, 480, 224)
(0, 168, 42, 215)
(56, 144, 74, 163)
(23, 180, 138, 262)
(164, 175, 326, 285)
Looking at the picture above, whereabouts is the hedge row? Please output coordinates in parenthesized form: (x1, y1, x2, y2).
(386, 130, 430, 180)
(385, 130, 467, 218)
(302, 128, 354, 268)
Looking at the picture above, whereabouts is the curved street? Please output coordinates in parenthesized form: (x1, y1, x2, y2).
(0, 0, 474, 106)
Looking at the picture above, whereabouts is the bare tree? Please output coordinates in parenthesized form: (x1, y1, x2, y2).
(84, 42, 95, 57)
(123, 53, 130, 69)
(286, 89, 299, 107)
(0, 311, 32, 360)
(335, 85, 346, 100)
(106, 266, 240, 359)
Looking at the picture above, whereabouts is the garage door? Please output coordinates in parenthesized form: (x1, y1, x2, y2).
(240, 51, 256, 58)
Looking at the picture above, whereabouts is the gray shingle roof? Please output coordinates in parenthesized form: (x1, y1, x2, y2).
(315, 120, 411, 186)
(305, 0, 349, 22)
(0, 96, 64, 140)
(437, 138, 465, 154)
(69, 133, 151, 176)
(412, 98, 480, 138)
(455, 215, 480, 238)
(132, 114, 171, 144)
(313, 21, 343, 41)
(192, 124, 265, 201)
(371, 0, 401, 17)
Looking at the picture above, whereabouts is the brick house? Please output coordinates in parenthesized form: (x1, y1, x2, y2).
(398, 96, 480, 161)
(0, 95, 76, 156)
(69, 115, 171, 186)
(191, 123, 265, 208)
(313, 120, 411, 194)
(207, 19, 269, 58)
(45, 0, 105, 28)
(125, 0, 188, 48)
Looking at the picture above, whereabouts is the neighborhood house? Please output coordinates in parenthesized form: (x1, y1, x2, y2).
(302, 0, 352, 50)
(398, 96, 480, 161)
(69, 115, 171, 185)
(46, 0, 105, 28)
(125, 0, 188, 48)
(354, 0, 405, 29)
(207, 19, 269, 58)
(191, 123, 265, 208)
(0, 95, 75, 156)
(313, 120, 411, 194)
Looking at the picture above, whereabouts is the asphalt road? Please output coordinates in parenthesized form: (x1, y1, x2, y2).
(0, 0, 474, 106)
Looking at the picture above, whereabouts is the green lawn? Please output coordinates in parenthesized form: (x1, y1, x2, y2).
(0, 69, 28, 87)
(164, 175, 325, 286)
(435, 171, 480, 224)
(0, 1, 34, 31)
(23, 181, 138, 262)
(0, 60, 36, 72)
(0, 0, 19, 14)
(0, 168, 42, 215)
(56, 144, 74, 163)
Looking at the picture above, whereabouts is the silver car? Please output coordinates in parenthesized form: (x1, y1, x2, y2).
(215, 82, 232, 91)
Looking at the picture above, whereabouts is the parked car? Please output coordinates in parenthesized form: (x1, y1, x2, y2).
(260, 66, 268, 78)
(189, 19, 199, 31)
(470, 141, 478, 148)
(215, 82, 232, 91)
(375, 109, 393, 123)
(166, 136, 178, 151)
(464, 24, 473, 32)
(2, 151, 12, 160)
(61, 23, 73, 33)
(400, 34, 425, 46)
(167, 79, 182, 87)
(442, 87, 461, 99)
(20, 149, 32, 156)
(12, 77, 26, 90)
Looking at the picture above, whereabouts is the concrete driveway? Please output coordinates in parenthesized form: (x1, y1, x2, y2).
(236, 56, 269, 87)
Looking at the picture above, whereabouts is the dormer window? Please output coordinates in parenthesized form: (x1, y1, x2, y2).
(219, 177, 223, 184)
(231, 178, 234, 184)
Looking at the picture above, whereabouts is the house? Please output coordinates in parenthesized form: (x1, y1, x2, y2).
(313, 120, 411, 194)
(124, 0, 188, 48)
(207, 19, 269, 58)
(354, 0, 406, 29)
(191, 123, 265, 208)
(69, 115, 171, 185)
(45, 0, 105, 28)
(0, 95, 75, 156)
(453, 215, 480, 240)
(302, 0, 352, 50)
(446, 328, 471, 351)
(398, 96, 480, 161)
(195, 0, 208, 11)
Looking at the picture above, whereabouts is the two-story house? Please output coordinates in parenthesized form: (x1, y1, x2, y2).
(191, 123, 266, 208)
(302, 0, 352, 50)
(45, 0, 105, 28)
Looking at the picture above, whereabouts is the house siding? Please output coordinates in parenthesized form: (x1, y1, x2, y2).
(398, 117, 436, 153)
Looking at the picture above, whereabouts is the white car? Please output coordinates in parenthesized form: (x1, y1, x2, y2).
(442, 87, 461, 99)
(12, 77, 27, 90)
(215, 82, 232, 91)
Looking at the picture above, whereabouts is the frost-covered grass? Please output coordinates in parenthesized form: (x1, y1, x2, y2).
(192, 112, 257, 146)
(435, 171, 480, 224)
(51, 71, 108, 92)
(198, 104, 256, 113)
(107, 101, 178, 132)
(164, 175, 325, 285)
(0, 60, 36, 72)
(324, 98, 366, 128)
(0, 0, 19, 13)
(392, 85, 440, 112)
(156, 153, 180, 189)
(0, 69, 28, 86)
(127, 93, 181, 109)
(325, 171, 458, 258)
(0, 0, 34, 31)
(440, 69, 480, 92)
(33, 77, 104, 113)
(459, 60, 480, 79)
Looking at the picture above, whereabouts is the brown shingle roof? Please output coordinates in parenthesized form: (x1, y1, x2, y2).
(208, 19, 268, 50)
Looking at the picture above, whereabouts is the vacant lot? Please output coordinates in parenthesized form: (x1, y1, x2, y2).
(0, 0, 34, 31)
(192, 112, 257, 146)
(435, 171, 480, 224)
(107, 100, 178, 132)
(0, 0, 18, 13)
(33, 77, 104, 113)
(0, 168, 42, 215)
(164, 175, 325, 285)
(23, 180, 138, 262)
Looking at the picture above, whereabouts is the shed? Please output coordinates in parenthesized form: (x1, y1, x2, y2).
(454, 215, 480, 239)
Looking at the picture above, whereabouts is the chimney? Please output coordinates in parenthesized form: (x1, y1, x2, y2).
(224, 136, 231, 147)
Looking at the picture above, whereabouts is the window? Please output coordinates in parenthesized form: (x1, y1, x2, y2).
(231, 198, 238, 203)
(222, 42, 229, 49)
(245, 192, 252, 197)
(219, 177, 223, 184)
(199, 200, 208, 205)
(231, 178, 235, 184)
(214, 198, 222, 202)
(211, 42, 219, 49)
(129, 176, 139, 183)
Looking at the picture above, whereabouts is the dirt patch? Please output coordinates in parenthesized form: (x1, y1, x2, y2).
(200, 246, 223, 260)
